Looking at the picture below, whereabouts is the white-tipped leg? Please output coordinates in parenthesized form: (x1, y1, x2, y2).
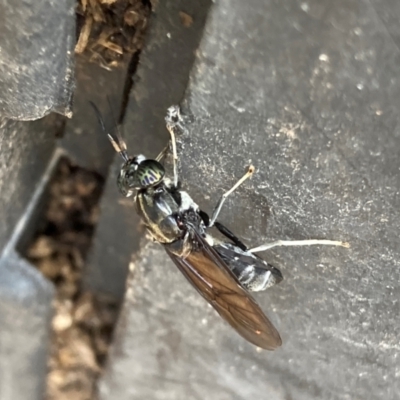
(166, 124, 178, 187)
(249, 239, 350, 253)
(209, 165, 255, 227)
(165, 106, 182, 187)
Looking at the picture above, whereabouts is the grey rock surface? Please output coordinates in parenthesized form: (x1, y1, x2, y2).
(59, 56, 129, 176)
(0, 252, 53, 400)
(0, 0, 75, 119)
(0, 134, 58, 400)
(98, 0, 400, 399)
(0, 117, 57, 254)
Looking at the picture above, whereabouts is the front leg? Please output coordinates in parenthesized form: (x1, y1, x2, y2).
(165, 105, 183, 188)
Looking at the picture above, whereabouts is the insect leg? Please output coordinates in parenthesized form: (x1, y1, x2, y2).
(208, 166, 255, 227)
(155, 143, 170, 163)
(249, 239, 350, 253)
(214, 221, 247, 251)
(165, 106, 182, 187)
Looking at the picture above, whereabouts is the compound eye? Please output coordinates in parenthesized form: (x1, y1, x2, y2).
(117, 159, 165, 196)
(137, 160, 165, 188)
(117, 160, 140, 196)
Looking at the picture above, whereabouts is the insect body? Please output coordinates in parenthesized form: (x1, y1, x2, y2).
(91, 103, 348, 350)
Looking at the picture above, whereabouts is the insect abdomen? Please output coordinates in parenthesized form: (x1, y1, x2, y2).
(214, 243, 283, 292)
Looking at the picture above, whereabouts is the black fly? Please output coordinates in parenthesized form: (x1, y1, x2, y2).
(91, 103, 349, 350)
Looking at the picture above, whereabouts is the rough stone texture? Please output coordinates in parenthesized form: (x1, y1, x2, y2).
(0, 252, 54, 400)
(98, 0, 400, 399)
(0, 46, 134, 396)
(59, 55, 129, 176)
(0, 0, 75, 119)
(0, 143, 58, 400)
(0, 117, 57, 254)
(85, 0, 212, 299)
(0, 32, 140, 399)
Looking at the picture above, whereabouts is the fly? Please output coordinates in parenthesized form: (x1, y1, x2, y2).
(91, 103, 349, 350)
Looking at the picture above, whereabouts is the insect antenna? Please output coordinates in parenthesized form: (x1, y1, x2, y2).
(89, 101, 129, 162)
(106, 96, 129, 155)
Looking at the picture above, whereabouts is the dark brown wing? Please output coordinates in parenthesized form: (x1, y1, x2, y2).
(165, 228, 282, 350)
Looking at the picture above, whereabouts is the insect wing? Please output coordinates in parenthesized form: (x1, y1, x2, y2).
(166, 229, 282, 350)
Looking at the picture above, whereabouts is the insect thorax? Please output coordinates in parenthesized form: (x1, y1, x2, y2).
(135, 184, 199, 245)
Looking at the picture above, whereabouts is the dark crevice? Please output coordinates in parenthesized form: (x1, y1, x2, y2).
(16, 3, 155, 397)
(118, 51, 141, 123)
(22, 157, 119, 400)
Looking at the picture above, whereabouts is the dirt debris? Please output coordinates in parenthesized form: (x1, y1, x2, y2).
(75, 0, 151, 69)
(27, 158, 118, 400)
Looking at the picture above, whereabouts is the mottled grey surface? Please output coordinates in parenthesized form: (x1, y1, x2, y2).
(0, 0, 75, 119)
(0, 126, 58, 400)
(0, 117, 56, 254)
(59, 56, 130, 176)
(98, 0, 400, 399)
(0, 252, 53, 400)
